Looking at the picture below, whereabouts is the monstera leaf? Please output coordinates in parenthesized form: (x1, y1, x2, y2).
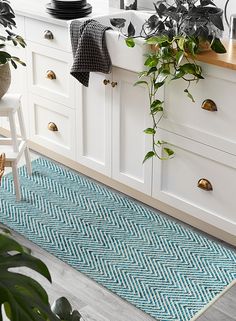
(0, 231, 59, 321)
(51, 297, 82, 321)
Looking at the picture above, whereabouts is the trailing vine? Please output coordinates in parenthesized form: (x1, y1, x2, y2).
(111, 0, 226, 162)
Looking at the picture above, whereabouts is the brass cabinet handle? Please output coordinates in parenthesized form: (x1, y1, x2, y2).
(201, 99, 217, 112)
(197, 178, 213, 191)
(46, 70, 56, 80)
(48, 122, 58, 132)
(44, 30, 54, 40)
(111, 81, 118, 88)
(103, 79, 110, 85)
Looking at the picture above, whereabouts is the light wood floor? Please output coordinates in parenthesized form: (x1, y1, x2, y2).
(1, 150, 236, 321)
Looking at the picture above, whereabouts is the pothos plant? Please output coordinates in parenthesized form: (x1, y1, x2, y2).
(110, 0, 226, 162)
(0, 0, 26, 68)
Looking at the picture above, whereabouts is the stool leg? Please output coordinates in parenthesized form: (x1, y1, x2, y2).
(12, 162, 21, 201)
(17, 107, 32, 175)
(8, 112, 19, 153)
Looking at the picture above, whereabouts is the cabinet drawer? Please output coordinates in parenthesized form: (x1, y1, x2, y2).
(153, 130, 236, 235)
(29, 95, 76, 159)
(27, 43, 75, 108)
(161, 63, 236, 155)
(25, 18, 70, 51)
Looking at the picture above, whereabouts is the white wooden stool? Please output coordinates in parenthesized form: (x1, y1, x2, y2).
(0, 94, 32, 200)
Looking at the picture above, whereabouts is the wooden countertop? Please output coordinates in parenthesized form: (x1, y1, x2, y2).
(196, 40, 236, 71)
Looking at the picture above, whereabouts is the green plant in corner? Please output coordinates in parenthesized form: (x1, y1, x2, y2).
(110, 0, 226, 162)
(0, 0, 26, 67)
(0, 228, 82, 321)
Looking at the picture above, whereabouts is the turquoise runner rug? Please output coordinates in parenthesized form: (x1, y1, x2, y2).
(0, 158, 235, 321)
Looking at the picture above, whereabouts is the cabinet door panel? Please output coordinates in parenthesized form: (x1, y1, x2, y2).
(76, 72, 112, 176)
(112, 68, 152, 194)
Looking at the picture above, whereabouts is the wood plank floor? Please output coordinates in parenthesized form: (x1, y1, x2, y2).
(1, 150, 236, 321)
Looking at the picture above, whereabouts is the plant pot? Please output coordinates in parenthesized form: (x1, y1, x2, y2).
(0, 63, 11, 99)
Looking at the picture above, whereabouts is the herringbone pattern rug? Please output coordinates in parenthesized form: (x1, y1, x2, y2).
(0, 158, 235, 321)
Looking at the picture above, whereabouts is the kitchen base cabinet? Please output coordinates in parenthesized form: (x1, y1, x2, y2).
(77, 67, 153, 195)
(0, 11, 234, 245)
(153, 129, 236, 236)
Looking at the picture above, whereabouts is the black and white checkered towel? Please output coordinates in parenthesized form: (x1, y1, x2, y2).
(70, 19, 112, 87)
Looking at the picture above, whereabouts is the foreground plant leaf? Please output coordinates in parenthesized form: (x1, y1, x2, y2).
(210, 38, 226, 54)
(52, 297, 82, 321)
(0, 233, 59, 321)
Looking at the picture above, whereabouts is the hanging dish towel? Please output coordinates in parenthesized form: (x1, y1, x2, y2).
(70, 19, 112, 87)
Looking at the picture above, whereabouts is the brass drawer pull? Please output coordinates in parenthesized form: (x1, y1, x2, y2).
(46, 70, 56, 80)
(103, 79, 110, 85)
(201, 99, 217, 112)
(44, 30, 54, 40)
(197, 178, 213, 191)
(48, 122, 58, 132)
(111, 81, 118, 88)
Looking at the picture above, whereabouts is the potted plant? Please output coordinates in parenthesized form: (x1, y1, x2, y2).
(111, 0, 226, 162)
(0, 0, 26, 99)
(0, 228, 82, 321)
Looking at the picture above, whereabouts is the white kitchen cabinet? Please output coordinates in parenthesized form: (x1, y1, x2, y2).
(1, 10, 235, 243)
(112, 67, 152, 194)
(152, 129, 236, 236)
(77, 67, 152, 194)
(76, 72, 112, 176)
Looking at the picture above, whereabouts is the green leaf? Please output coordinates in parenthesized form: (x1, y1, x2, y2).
(146, 35, 169, 45)
(150, 100, 163, 113)
(127, 22, 135, 37)
(0, 51, 11, 64)
(175, 50, 184, 65)
(172, 69, 185, 80)
(181, 63, 196, 74)
(177, 37, 185, 50)
(163, 148, 174, 157)
(187, 39, 197, 55)
(138, 70, 147, 78)
(71, 310, 82, 321)
(147, 66, 157, 76)
(144, 128, 156, 134)
(184, 89, 195, 102)
(125, 37, 135, 48)
(143, 151, 155, 163)
(51, 297, 72, 320)
(134, 80, 148, 87)
(110, 18, 126, 28)
(209, 13, 224, 31)
(0, 234, 59, 321)
(154, 81, 165, 89)
(144, 56, 159, 67)
(210, 38, 227, 54)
